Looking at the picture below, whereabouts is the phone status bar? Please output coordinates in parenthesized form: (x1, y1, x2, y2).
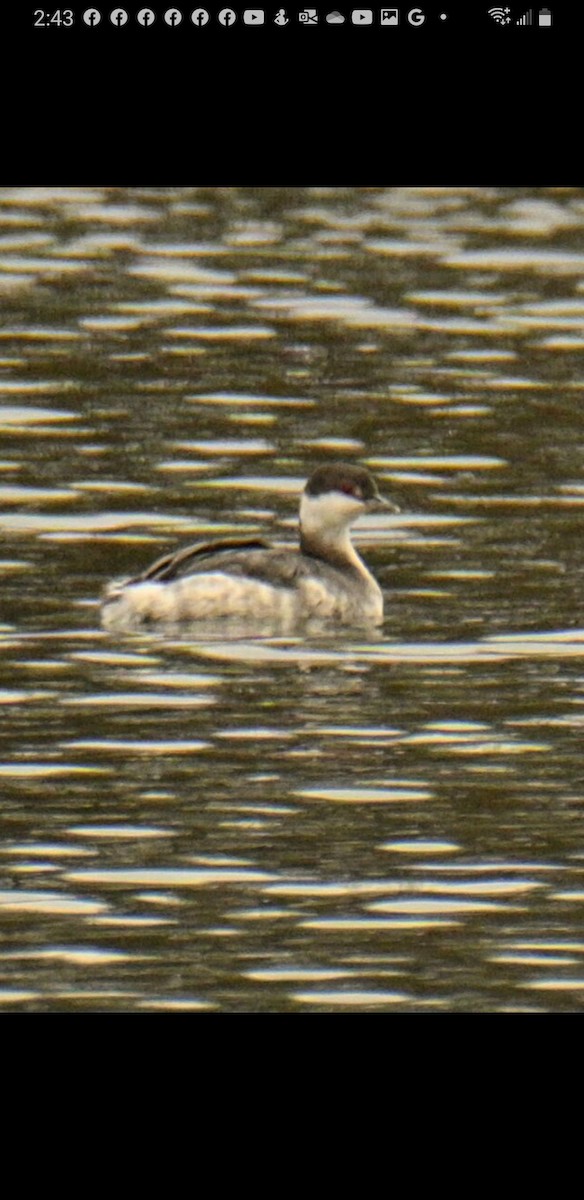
(29, 8, 558, 29)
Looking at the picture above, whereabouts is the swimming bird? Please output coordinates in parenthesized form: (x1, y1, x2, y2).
(101, 462, 398, 630)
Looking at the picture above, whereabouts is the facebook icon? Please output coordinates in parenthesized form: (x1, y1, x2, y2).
(83, 8, 101, 23)
(218, 8, 237, 22)
(191, 8, 209, 23)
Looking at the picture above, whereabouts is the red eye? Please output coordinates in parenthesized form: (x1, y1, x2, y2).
(341, 483, 361, 498)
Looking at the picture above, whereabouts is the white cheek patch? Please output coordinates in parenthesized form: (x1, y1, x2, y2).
(300, 490, 364, 535)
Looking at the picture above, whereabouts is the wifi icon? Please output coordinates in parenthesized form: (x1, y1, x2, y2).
(488, 6, 512, 22)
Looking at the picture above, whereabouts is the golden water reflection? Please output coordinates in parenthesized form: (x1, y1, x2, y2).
(2, 185, 584, 1011)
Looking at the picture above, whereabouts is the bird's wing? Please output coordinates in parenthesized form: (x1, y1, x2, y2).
(130, 537, 274, 585)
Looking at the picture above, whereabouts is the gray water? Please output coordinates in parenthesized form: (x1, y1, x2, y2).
(2, 185, 584, 1012)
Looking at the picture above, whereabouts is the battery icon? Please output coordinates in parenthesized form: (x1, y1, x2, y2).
(538, 8, 552, 23)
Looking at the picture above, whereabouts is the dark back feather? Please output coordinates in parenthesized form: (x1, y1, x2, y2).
(130, 537, 273, 585)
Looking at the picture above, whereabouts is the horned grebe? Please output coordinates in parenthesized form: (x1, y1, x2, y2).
(101, 463, 398, 630)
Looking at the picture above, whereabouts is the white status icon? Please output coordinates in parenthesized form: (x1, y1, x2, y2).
(191, 8, 209, 23)
(164, 7, 182, 22)
(274, 7, 289, 21)
(137, 8, 156, 22)
(218, 7, 237, 22)
(110, 8, 128, 23)
(83, 9, 102, 24)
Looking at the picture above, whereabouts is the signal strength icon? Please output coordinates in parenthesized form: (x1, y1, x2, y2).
(516, 8, 533, 22)
(488, 7, 512, 22)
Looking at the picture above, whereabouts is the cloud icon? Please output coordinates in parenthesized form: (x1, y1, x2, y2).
(326, 10, 345, 21)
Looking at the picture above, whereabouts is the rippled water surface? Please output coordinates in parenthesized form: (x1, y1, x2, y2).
(2, 185, 584, 1012)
